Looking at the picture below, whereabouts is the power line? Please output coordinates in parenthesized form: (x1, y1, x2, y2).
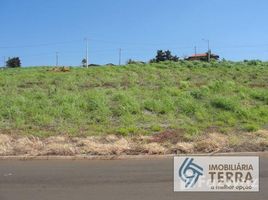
(3, 37, 268, 65)
(16, 53, 56, 58)
(0, 39, 81, 49)
(214, 44, 268, 49)
(87, 38, 268, 49)
(2, 37, 268, 51)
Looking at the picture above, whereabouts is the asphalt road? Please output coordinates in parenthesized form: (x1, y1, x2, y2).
(0, 155, 267, 200)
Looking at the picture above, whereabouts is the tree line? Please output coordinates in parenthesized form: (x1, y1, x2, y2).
(3, 50, 185, 68)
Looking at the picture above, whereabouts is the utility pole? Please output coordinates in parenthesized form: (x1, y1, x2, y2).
(202, 39, 211, 62)
(118, 48, 122, 66)
(194, 46, 197, 56)
(84, 37, 89, 68)
(3, 56, 6, 67)
(56, 52, 59, 67)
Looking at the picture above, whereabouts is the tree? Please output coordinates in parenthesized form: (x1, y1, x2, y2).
(155, 50, 165, 62)
(150, 50, 179, 63)
(165, 50, 173, 60)
(6, 57, 21, 68)
(81, 58, 87, 67)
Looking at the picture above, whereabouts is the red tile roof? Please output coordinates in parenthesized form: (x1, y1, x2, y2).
(189, 53, 208, 57)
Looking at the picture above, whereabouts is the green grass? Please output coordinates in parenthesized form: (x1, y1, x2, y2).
(0, 60, 268, 138)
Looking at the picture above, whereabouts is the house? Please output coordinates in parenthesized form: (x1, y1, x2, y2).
(186, 52, 219, 61)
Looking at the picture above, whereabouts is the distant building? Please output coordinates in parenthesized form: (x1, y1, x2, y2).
(105, 63, 116, 66)
(186, 52, 219, 61)
(88, 64, 100, 67)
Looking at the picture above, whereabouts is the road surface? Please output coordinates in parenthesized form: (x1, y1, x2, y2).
(0, 155, 267, 200)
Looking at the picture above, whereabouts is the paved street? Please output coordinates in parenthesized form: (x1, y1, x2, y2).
(0, 155, 267, 200)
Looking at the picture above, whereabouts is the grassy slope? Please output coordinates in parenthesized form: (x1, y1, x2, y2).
(0, 61, 268, 138)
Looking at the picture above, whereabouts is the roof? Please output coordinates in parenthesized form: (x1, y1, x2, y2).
(188, 53, 219, 58)
(190, 53, 208, 57)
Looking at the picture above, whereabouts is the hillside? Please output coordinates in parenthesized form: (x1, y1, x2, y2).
(0, 61, 268, 139)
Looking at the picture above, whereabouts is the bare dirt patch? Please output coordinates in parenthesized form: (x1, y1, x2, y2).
(149, 129, 186, 144)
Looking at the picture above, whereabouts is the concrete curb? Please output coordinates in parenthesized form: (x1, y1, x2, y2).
(0, 152, 267, 160)
(0, 155, 174, 161)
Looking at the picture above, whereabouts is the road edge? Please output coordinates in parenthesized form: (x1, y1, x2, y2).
(0, 152, 267, 160)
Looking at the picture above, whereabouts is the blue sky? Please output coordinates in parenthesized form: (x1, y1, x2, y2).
(1, 0, 268, 66)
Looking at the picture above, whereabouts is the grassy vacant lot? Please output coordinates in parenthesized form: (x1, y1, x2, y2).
(0, 60, 268, 140)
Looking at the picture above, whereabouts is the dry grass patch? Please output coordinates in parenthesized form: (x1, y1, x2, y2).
(0, 130, 267, 156)
(13, 137, 43, 155)
(75, 137, 130, 155)
(194, 133, 229, 153)
(172, 142, 194, 154)
(141, 143, 167, 154)
(41, 143, 77, 156)
(0, 134, 13, 155)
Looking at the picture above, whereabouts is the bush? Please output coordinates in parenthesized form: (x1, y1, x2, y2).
(6, 57, 21, 68)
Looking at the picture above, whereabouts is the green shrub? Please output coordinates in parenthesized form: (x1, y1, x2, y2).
(112, 93, 141, 116)
(211, 97, 237, 111)
(144, 97, 174, 114)
(243, 123, 259, 132)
